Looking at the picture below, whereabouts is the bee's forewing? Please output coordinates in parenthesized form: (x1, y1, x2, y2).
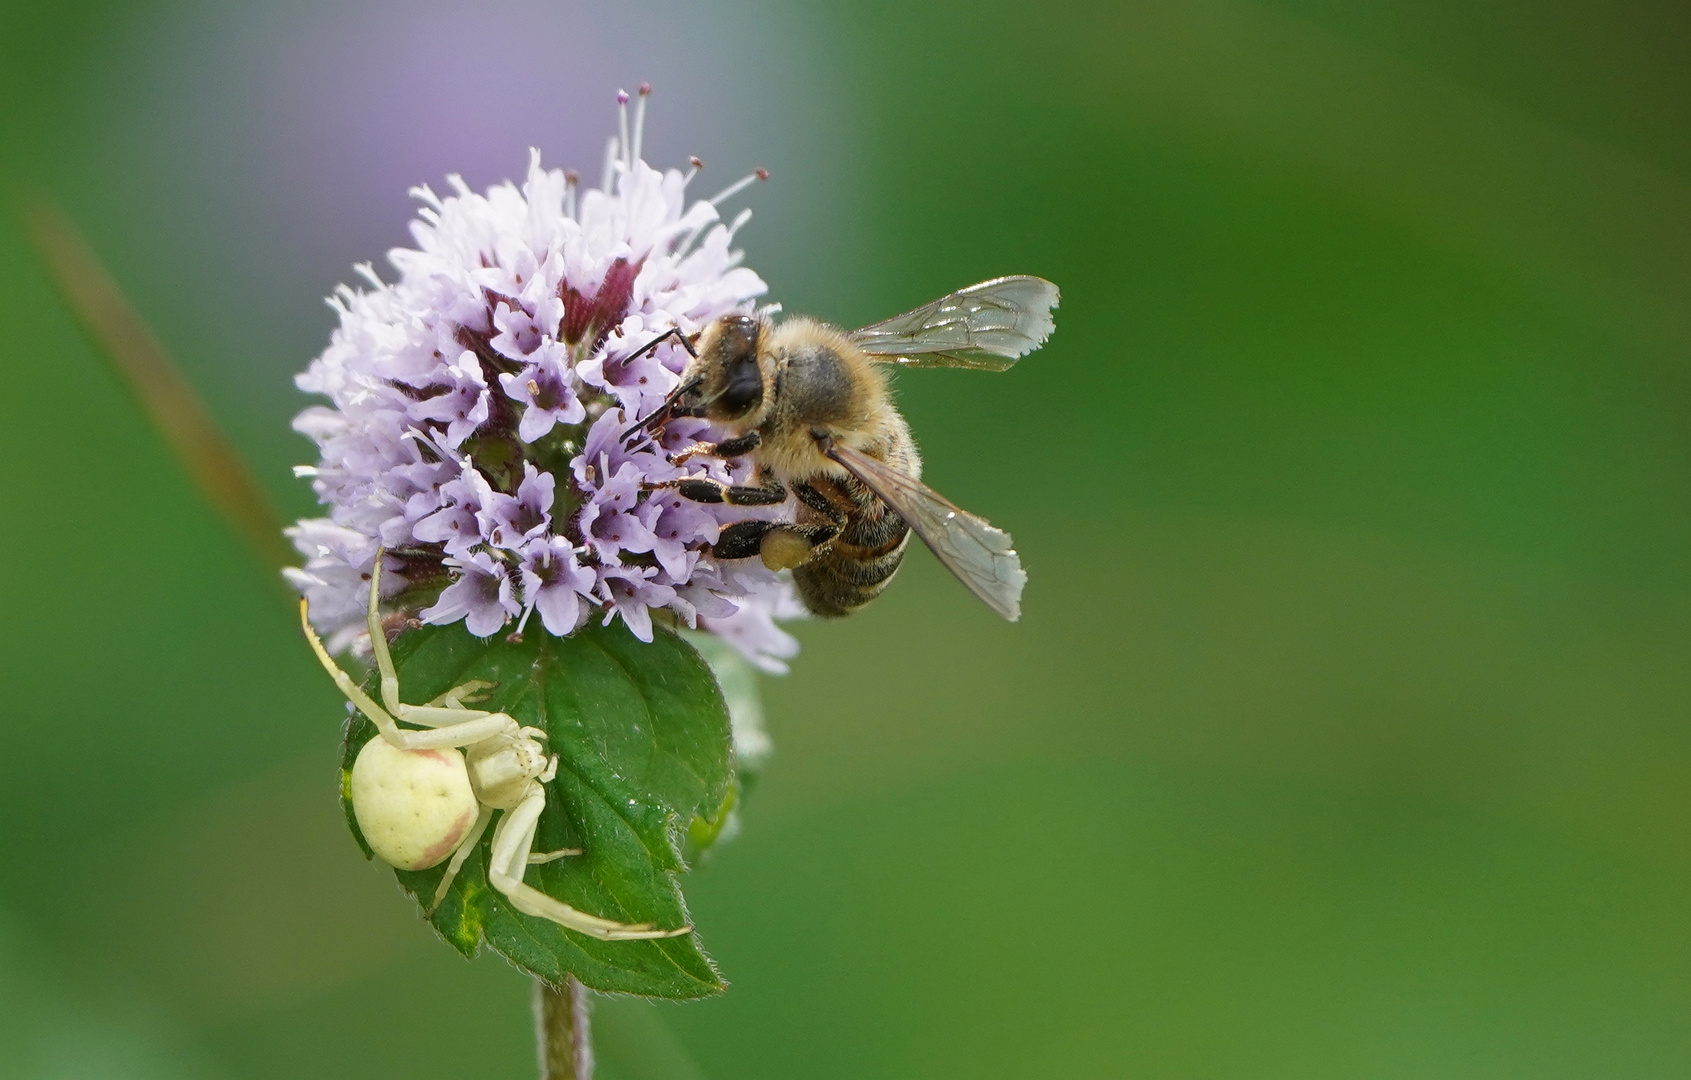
(827, 443, 1025, 621)
(848, 275, 1059, 370)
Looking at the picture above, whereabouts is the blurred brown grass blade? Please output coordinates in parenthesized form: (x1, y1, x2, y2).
(22, 198, 296, 574)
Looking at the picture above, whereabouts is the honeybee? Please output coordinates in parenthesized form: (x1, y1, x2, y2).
(627, 276, 1059, 620)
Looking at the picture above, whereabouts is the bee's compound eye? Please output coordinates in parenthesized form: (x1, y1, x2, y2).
(706, 315, 759, 362)
(702, 315, 764, 418)
(720, 353, 763, 415)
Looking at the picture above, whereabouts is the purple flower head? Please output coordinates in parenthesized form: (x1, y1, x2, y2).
(480, 463, 554, 549)
(578, 461, 659, 565)
(489, 301, 542, 361)
(407, 349, 490, 448)
(598, 563, 675, 644)
(290, 95, 798, 667)
(498, 341, 585, 442)
(518, 536, 596, 637)
(422, 551, 521, 638)
(645, 489, 719, 580)
(579, 320, 685, 417)
(412, 459, 494, 556)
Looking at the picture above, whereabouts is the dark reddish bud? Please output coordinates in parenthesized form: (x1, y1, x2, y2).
(559, 257, 643, 349)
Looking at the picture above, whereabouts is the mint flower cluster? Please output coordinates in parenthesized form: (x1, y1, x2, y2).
(287, 93, 799, 671)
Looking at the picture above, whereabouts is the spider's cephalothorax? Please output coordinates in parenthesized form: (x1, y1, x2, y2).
(465, 728, 553, 810)
(302, 558, 690, 941)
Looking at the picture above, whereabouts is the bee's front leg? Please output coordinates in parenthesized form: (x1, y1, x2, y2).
(651, 473, 788, 506)
(672, 430, 762, 464)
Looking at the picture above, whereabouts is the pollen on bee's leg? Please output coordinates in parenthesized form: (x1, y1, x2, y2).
(760, 527, 815, 572)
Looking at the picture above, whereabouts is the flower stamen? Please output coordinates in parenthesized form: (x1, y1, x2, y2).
(633, 82, 651, 164)
(708, 168, 769, 208)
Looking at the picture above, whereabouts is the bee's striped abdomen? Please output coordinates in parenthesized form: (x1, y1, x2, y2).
(791, 432, 916, 617)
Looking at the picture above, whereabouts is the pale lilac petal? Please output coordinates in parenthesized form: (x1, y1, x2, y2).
(535, 585, 585, 636)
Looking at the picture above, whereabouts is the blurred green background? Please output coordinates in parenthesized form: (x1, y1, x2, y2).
(5, 0, 1691, 1076)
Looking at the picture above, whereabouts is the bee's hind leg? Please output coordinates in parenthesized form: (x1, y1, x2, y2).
(713, 520, 779, 559)
(790, 482, 846, 524)
(715, 520, 839, 569)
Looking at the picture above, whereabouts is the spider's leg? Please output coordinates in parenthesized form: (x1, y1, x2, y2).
(301, 600, 408, 742)
(428, 805, 493, 914)
(424, 681, 496, 709)
(396, 703, 515, 729)
(367, 552, 497, 716)
(367, 551, 403, 715)
(391, 712, 520, 748)
(303, 598, 524, 749)
(487, 785, 692, 941)
(529, 846, 583, 865)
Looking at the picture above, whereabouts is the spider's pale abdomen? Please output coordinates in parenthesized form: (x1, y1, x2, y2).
(350, 738, 479, 871)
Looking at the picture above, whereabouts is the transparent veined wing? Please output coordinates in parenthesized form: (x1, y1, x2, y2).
(848, 275, 1059, 371)
(826, 443, 1026, 620)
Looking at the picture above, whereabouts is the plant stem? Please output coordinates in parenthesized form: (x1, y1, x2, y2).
(535, 976, 594, 1080)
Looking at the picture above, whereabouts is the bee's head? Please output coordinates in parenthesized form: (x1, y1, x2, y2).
(686, 314, 766, 423)
(624, 315, 769, 445)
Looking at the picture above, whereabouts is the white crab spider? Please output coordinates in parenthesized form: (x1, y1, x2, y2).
(300, 556, 691, 942)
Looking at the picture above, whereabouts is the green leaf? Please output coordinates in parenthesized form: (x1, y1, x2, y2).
(338, 619, 734, 1000)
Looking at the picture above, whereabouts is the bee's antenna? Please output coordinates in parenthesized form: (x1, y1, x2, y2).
(620, 426, 657, 452)
(625, 326, 697, 363)
(618, 328, 701, 447)
(621, 375, 700, 447)
(708, 168, 768, 208)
